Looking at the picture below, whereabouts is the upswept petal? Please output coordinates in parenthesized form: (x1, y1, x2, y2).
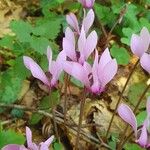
(23, 56, 49, 87)
(65, 27, 75, 46)
(137, 124, 148, 148)
(98, 48, 112, 72)
(140, 53, 150, 74)
(66, 13, 80, 33)
(63, 61, 90, 88)
(47, 46, 52, 72)
(146, 97, 150, 116)
(130, 27, 150, 57)
(91, 50, 99, 93)
(40, 135, 54, 150)
(130, 34, 144, 57)
(63, 38, 76, 61)
(82, 9, 94, 33)
(26, 127, 33, 148)
(140, 27, 150, 49)
(117, 104, 137, 137)
(78, 26, 86, 52)
(83, 30, 97, 60)
(50, 51, 66, 86)
(85, 0, 95, 8)
(99, 59, 118, 89)
(83, 61, 92, 75)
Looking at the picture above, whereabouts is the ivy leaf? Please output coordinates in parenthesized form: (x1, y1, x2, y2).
(124, 143, 144, 150)
(110, 44, 130, 65)
(33, 19, 62, 40)
(10, 20, 32, 42)
(128, 82, 147, 108)
(30, 113, 43, 125)
(53, 142, 63, 150)
(136, 110, 147, 126)
(30, 36, 50, 54)
(0, 130, 25, 149)
(0, 35, 14, 49)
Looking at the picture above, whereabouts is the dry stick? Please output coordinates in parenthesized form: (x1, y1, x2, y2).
(106, 59, 139, 138)
(0, 103, 111, 149)
(117, 83, 150, 150)
(75, 88, 86, 150)
(64, 73, 70, 124)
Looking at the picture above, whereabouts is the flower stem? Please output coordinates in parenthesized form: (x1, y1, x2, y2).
(106, 59, 139, 138)
(64, 73, 70, 124)
(117, 83, 150, 150)
(75, 88, 86, 150)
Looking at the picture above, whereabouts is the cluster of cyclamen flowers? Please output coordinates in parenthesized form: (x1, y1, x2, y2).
(23, 3, 118, 94)
(118, 27, 150, 148)
(2, 127, 54, 150)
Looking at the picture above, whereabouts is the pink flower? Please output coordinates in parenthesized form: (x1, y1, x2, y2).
(23, 46, 66, 87)
(130, 27, 150, 57)
(2, 127, 54, 150)
(63, 48, 118, 94)
(66, 9, 94, 34)
(117, 97, 150, 148)
(63, 26, 97, 64)
(78, 0, 95, 9)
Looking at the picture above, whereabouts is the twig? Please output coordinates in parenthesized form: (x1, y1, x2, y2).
(0, 103, 110, 149)
(75, 88, 86, 150)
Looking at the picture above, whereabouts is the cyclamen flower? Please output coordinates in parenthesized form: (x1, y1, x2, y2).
(78, 0, 95, 9)
(23, 46, 66, 87)
(63, 48, 118, 94)
(66, 9, 94, 34)
(118, 97, 150, 148)
(63, 26, 97, 64)
(2, 127, 54, 150)
(130, 27, 150, 57)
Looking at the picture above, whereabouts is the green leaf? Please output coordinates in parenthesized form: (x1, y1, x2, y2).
(30, 113, 43, 125)
(71, 77, 83, 88)
(30, 36, 50, 54)
(10, 20, 32, 42)
(0, 130, 25, 148)
(53, 142, 63, 150)
(128, 82, 147, 108)
(33, 19, 62, 40)
(110, 44, 130, 65)
(39, 91, 60, 109)
(136, 110, 147, 126)
(0, 35, 14, 49)
(124, 143, 144, 150)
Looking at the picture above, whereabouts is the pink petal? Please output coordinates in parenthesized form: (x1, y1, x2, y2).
(65, 27, 75, 43)
(137, 124, 148, 148)
(2, 144, 23, 150)
(66, 13, 80, 33)
(26, 127, 33, 148)
(140, 53, 150, 74)
(98, 48, 112, 72)
(78, 26, 86, 52)
(50, 51, 66, 86)
(23, 56, 49, 87)
(146, 97, 150, 116)
(130, 27, 150, 57)
(100, 59, 118, 89)
(83, 30, 98, 60)
(63, 38, 76, 61)
(63, 61, 90, 88)
(82, 9, 94, 33)
(85, 0, 95, 8)
(117, 104, 137, 137)
(47, 46, 52, 72)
